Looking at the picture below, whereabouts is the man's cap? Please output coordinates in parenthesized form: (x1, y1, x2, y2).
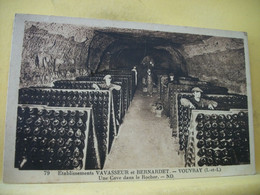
(191, 87, 203, 92)
(103, 74, 112, 80)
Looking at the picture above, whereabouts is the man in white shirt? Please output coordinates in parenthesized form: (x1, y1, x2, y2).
(92, 74, 121, 91)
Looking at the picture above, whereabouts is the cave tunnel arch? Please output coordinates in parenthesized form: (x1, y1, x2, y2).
(87, 32, 189, 77)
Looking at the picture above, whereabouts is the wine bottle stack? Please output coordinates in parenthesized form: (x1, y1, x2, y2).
(94, 73, 133, 102)
(85, 119, 99, 170)
(15, 106, 88, 170)
(102, 69, 135, 88)
(111, 90, 122, 131)
(53, 80, 123, 127)
(76, 76, 129, 116)
(206, 95, 248, 110)
(79, 72, 136, 164)
(99, 70, 135, 100)
(195, 112, 249, 166)
(108, 108, 116, 153)
(185, 136, 196, 167)
(16, 71, 136, 170)
(86, 91, 110, 166)
(171, 91, 248, 140)
(76, 76, 102, 82)
(159, 75, 170, 116)
(19, 88, 48, 105)
(177, 105, 191, 151)
(168, 85, 176, 131)
(53, 80, 93, 89)
(170, 92, 193, 137)
(18, 88, 114, 168)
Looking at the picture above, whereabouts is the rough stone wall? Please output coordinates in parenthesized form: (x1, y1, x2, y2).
(181, 37, 246, 94)
(154, 46, 188, 76)
(20, 22, 94, 87)
(86, 32, 115, 72)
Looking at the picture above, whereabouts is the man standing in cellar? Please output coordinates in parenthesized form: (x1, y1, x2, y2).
(180, 87, 217, 110)
(142, 68, 155, 97)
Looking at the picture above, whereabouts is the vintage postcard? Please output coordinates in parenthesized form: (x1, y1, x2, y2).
(3, 14, 255, 183)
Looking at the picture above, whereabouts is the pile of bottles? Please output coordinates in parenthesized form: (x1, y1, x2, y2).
(206, 96, 247, 110)
(76, 76, 130, 114)
(15, 106, 88, 170)
(99, 70, 135, 100)
(85, 122, 100, 169)
(95, 74, 133, 104)
(195, 112, 250, 166)
(53, 80, 123, 126)
(15, 70, 136, 170)
(53, 80, 94, 89)
(112, 89, 123, 125)
(177, 105, 191, 151)
(159, 75, 170, 114)
(185, 136, 196, 167)
(19, 88, 109, 108)
(18, 88, 114, 168)
(171, 90, 248, 138)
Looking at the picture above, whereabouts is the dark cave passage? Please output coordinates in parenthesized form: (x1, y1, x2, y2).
(87, 31, 189, 78)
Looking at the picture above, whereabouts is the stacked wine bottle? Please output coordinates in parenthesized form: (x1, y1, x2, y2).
(206, 95, 248, 110)
(95, 74, 133, 104)
(195, 111, 250, 166)
(15, 106, 88, 170)
(53, 80, 94, 89)
(112, 89, 122, 126)
(171, 89, 248, 139)
(178, 105, 191, 151)
(15, 69, 136, 170)
(53, 80, 123, 127)
(19, 88, 116, 168)
(99, 71, 135, 100)
(76, 76, 130, 115)
(185, 136, 196, 167)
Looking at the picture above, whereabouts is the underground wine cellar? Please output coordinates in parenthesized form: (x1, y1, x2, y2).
(15, 23, 250, 170)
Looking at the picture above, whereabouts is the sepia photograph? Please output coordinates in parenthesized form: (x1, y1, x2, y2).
(3, 14, 255, 183)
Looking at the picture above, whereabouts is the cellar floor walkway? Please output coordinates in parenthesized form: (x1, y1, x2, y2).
(104, 90, 184, 169)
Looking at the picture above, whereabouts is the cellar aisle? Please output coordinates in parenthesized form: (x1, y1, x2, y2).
(104, 90, 184, 169)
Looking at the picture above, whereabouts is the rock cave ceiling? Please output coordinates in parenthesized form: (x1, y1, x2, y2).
(87, 28, 212, 74)
(95, 29, 212, 47)
(28, 21, 212, 46)
(22, 23, 246, 94)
